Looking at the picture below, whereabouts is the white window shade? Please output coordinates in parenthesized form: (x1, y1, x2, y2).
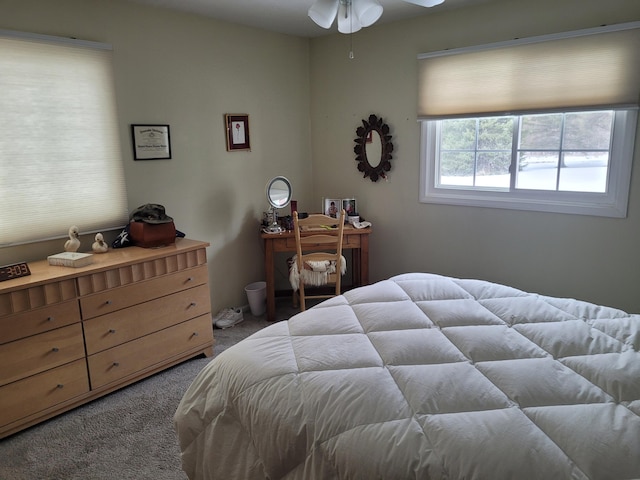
(0, 30, 128, 246)
(418, 22, 640, 119)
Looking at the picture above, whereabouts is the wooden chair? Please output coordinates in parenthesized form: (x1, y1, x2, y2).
(292, 209, 346, 311)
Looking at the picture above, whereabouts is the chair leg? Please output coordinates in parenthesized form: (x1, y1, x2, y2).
(292, 290, 298, 308)
(299, 283, 306, 311)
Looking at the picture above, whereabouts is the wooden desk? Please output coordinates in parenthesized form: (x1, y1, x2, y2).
(262, 226, 371, 322)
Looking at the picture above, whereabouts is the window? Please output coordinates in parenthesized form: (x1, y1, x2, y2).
(418, 22, 639, 217)
(421, 109, 636, 217)
(0, 30, 128, 246)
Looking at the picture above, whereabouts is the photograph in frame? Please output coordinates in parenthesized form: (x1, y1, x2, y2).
(131, 124, 171, 160)
(323, 198, 341, 218)
(342, 198, 357, 216)
(225, 114, 251, 151)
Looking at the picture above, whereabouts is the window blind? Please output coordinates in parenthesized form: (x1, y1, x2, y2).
(417, 22, 640, 120)
(0, 30, 128, 246)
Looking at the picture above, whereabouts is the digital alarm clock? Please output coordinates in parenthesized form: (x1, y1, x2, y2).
(0, 262, 31, 282)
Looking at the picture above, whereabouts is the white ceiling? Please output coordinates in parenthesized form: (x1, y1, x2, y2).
(124, 0, 493, 38)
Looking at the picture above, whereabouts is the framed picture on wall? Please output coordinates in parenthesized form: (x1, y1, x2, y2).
(131, 124, 171, 160)
(225, 114, 251, 151)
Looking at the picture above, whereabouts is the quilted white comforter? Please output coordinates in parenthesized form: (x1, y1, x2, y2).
(174, 273, 640, 480)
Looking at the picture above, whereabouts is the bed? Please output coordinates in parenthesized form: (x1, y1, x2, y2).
(174, 273, 640, 480)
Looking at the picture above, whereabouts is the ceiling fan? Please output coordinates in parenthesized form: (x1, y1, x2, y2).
(309, 0, 446, 34)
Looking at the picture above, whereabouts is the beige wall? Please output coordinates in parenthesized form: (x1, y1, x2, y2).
(2, 0, 640, 313)
(308, 0, 640, 312)
(0, 0, 312, 311)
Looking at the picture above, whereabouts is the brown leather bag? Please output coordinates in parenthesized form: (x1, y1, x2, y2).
(129, 221, 176, 248)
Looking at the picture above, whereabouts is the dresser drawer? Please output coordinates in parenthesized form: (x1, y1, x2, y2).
(83, 283, 211, 355)
(0, 359, 89, 427)
(88, 314, 213, 389)
(80, 265, 209, 320)
(0, 323, 86, 387)
(0, 300, 81, 345)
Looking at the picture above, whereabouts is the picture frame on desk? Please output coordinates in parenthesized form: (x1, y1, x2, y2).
(323, 198, 358, 218)
(342, 198, 357, 216)
(323, 198, 340, 218)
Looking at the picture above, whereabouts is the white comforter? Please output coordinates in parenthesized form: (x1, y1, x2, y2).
(174, 273, 640, 480)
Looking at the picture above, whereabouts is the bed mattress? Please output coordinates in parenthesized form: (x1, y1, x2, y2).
(174, 273, 640, 479)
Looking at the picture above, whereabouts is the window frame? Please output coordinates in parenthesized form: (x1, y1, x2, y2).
(419, 109, 637, 217)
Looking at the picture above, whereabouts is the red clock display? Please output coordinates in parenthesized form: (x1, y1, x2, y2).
(0, 262, 31, 282)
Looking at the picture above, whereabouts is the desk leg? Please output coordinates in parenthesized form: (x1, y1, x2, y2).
(264, 239, 276, 322)
(352, 249, 361, 287)
(360, 234, 370, 285)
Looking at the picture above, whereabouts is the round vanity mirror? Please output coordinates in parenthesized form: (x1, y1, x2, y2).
(354, 114, 393, 182)
(265, 176, 292, 233)
(266, 176, 292, 209)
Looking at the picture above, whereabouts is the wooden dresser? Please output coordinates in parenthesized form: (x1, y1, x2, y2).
(0, 238, 213, 439)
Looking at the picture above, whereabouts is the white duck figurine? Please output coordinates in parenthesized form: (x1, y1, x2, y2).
(64, 225, 81, 252)
(92, 233, 108, 253)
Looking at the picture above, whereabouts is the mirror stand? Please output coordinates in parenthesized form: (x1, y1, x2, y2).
(267, 206, 282, 233)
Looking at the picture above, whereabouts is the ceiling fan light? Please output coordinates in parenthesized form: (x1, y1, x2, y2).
(353, 0, 383, 28)
(337, 2, 362, 34)
(402, 0, 445, 7)
(308, 0, 340, 29)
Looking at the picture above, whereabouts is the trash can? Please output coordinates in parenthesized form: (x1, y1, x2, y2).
(245, 281, 267, 316)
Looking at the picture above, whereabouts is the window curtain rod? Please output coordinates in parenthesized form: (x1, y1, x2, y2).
(418, 21, 640, 60)
(0, 28, 112, 50)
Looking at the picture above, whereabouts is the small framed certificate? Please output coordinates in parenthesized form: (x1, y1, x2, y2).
(131, 124, 172, 160)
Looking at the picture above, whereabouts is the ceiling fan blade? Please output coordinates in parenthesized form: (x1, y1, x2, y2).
(353, 0, 383, 28)
(402, 0, 446, 7)
(308, 0, 340, 29)
(337, 2, 363, 34)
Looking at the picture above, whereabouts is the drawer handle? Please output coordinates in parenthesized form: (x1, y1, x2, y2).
(105, 300, 113, 305)
(109, 329, 116, 334)
(57, 384, 64, 389)
(186, 277, 194, 282)
(189, 302, 197, 307)
(112, 362, 120, 367)
(52, 347, 60, 352)
(47, 316, 54, 322)
(191, 332, 199, 338)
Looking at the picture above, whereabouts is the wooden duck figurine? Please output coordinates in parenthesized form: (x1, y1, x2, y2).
(64, 225, 81, 252)
(92, 233, 109, 253)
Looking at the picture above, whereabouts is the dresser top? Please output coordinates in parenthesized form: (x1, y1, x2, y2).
(0, 239, 209, 293)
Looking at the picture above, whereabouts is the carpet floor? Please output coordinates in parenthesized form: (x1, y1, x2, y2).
(0, 305, 293, 480)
